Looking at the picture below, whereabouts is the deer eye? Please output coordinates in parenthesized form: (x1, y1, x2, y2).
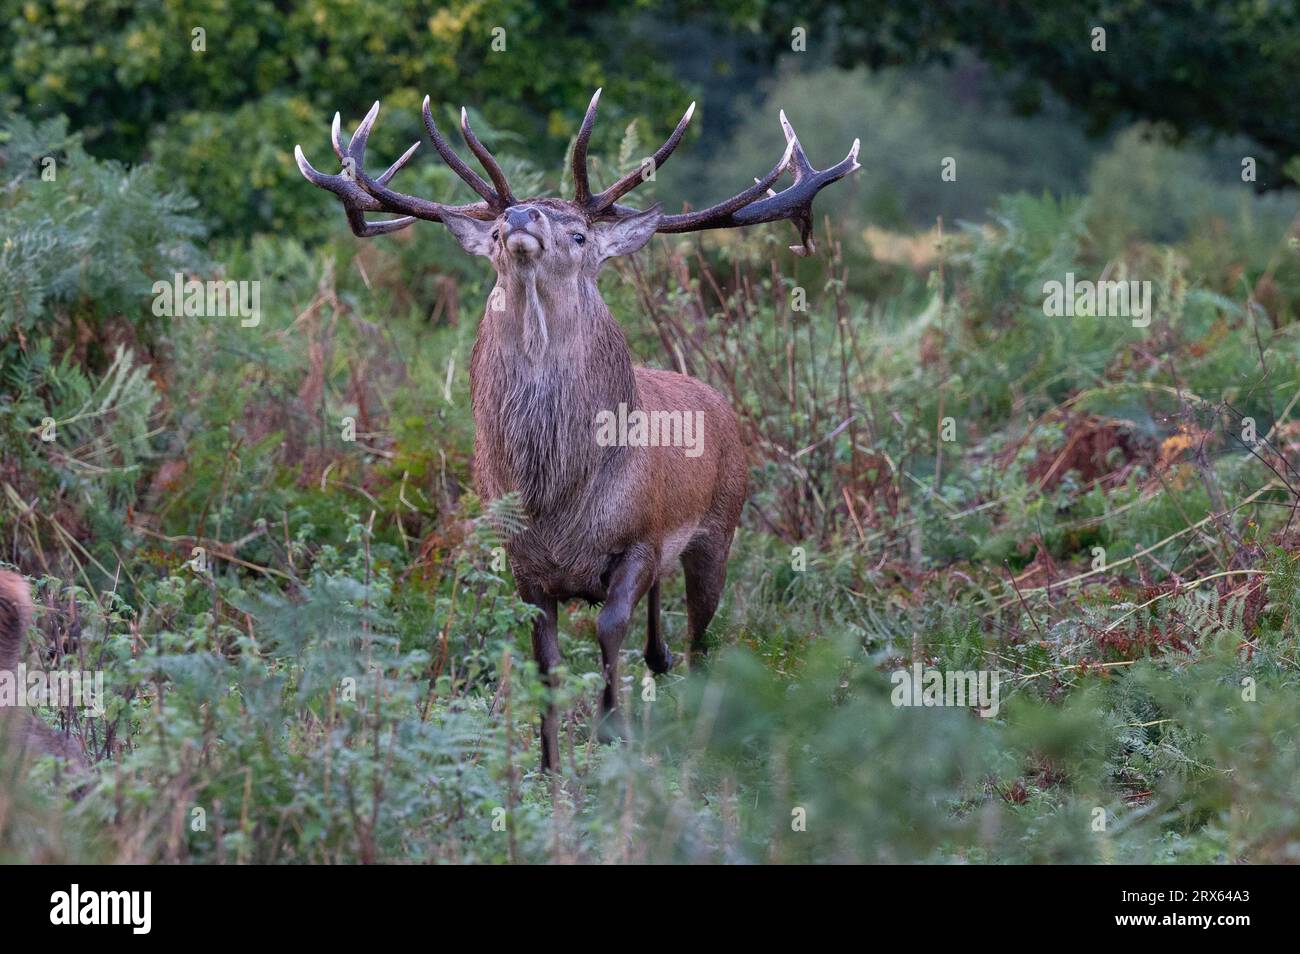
(491, 229, 499, 241)
(571, 232, 586, 245)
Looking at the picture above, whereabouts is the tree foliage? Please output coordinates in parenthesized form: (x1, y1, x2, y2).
(694, 0, 1300, 187)
(0, 0, 690, 236)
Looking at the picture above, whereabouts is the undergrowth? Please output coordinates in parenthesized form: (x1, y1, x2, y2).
(3, 110, 1300, 864)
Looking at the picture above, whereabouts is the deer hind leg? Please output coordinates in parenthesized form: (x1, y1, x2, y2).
(682, 532, 732, 664)
(520, 582, 561, 773)
(643, 580, 673, 675)
(595, 544, 656, 742)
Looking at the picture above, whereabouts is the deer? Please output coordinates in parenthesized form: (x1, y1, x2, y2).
(296, 89, 859, 771)
(0, 570, 87, 771)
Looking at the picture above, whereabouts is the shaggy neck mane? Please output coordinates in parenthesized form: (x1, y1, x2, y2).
(473, 273, 639, 517)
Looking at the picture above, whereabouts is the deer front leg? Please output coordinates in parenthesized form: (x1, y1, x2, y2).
(596, 544, 657, 742)
(519, 581, 561, 773)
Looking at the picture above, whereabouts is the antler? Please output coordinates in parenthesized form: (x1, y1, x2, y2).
(295, 100, 515, 236)
(655, 111, 859, 255)
(572, 89, 697, 213)
(299, 93, 858, 253)
(572, 93, 860, 256)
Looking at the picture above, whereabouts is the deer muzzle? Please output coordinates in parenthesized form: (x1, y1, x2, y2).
(503, 206, 543, 257)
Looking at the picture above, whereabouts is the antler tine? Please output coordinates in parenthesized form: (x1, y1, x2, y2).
(295, 143, 418, 236)
(376, 140, 421, 187)
(571, 88, 602, 206)
(654, 110, 861, 256)
(779, 109, 817, 180)
(421, 96, 503, 208)
(459, 107, 516, 206)
(589, 101, 696, 213)
(296, 101, 495, 238)
(350, 100, 381, 164)
(330, 112, 347, 161)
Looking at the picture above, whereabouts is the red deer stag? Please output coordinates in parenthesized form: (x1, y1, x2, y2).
(297, 90, 859, 770)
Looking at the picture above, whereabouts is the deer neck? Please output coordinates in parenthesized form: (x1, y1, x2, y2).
(473, 273, 638, 515)
(486, 271, 594, 356)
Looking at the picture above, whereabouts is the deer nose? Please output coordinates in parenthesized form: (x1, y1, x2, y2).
(504, 206, 540, 230)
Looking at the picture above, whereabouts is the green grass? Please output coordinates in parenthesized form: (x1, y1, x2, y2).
(3, 110, 1300, 864)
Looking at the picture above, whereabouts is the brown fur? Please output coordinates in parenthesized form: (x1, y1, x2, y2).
(448, 198, 747, 769)
(0, 571, 87, 770)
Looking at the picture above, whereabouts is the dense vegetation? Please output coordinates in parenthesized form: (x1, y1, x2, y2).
(2, 2, 1299, 864)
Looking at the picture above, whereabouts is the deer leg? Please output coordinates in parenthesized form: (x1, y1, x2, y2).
(682, 533, 731, 664)
(596, 544, 656, 741)
(520, 582, 561, 773)
(643, 580, 673, 674)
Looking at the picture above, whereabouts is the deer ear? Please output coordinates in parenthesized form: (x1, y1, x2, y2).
(594, 205, 662, 260)
(441, 211, 496, 257)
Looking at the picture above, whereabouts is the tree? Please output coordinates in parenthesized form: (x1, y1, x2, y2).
(0, 0, 691, 236)
(690, 0, 1300, 188)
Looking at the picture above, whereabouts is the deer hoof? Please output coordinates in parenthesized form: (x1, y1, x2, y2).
(596, 711, 627, 745)
(645, 647, 674, 675)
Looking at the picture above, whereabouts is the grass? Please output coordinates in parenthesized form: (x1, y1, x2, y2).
(3, 115, 1300, 864)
